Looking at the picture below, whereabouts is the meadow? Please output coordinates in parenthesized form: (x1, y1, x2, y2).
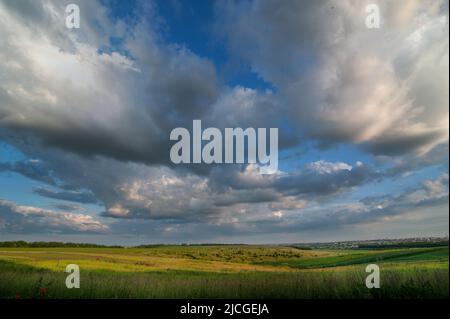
(0, 245, 448, 299)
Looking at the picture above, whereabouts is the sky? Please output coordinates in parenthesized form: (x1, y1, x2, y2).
(0, 0, 448, 245)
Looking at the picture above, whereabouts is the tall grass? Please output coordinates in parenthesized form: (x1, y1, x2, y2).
(0, 260, 447, 299)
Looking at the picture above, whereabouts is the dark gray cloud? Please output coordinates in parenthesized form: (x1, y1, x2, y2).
(0, 160, 56, 185)
(52, 203, 81, 212)
(2, 0, 46, 24)
(33, 187, 98, 204)
(273, 161, 378, 197)
(363, 130, 448, 156)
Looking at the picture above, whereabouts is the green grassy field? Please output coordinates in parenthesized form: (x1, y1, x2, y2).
(0, 245, 448, 299)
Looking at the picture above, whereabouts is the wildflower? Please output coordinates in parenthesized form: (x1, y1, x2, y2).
(39, 287, 49, 296)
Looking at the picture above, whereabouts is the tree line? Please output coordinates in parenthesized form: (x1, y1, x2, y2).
(0, 241, 122, 248)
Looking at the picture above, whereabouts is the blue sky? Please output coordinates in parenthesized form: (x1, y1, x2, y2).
(0, 0, 448, 245)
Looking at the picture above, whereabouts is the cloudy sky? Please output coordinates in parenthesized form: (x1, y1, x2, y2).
(0, 0, 448, 245)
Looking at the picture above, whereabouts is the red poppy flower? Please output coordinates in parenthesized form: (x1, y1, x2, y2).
(39, 288, 49, 296)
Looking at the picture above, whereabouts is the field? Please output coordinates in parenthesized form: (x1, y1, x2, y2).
(0, 245, 448, 299)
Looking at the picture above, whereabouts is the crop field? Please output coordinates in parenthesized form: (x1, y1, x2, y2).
(0, 245, 448, 299)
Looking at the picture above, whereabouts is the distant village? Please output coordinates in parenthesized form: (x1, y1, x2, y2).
(290, 236, 449, 249)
